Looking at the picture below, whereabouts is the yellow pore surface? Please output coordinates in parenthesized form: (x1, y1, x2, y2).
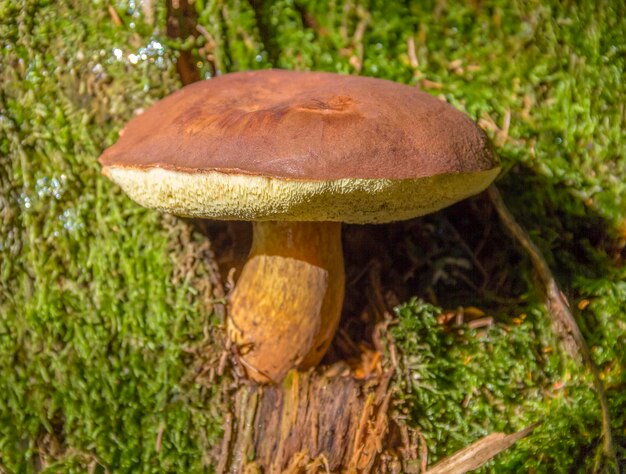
(106, 166, 500, 224)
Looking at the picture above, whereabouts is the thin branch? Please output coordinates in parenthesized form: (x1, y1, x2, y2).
(216, 412, 233, 474)
(487, 184, 616, 463)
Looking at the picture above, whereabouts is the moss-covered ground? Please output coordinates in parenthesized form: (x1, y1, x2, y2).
(1, 0, 625, 472)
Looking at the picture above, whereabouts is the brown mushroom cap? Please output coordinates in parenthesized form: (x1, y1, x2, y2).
(100, 70, 499, 223)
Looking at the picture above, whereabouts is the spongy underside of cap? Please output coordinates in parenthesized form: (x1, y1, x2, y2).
(106, 166, 500, 224)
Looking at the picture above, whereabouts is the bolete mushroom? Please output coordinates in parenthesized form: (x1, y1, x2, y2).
(99, 70, 500, 383)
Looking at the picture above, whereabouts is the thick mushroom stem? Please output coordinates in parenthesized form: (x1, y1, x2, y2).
(228, 221, 344, 383)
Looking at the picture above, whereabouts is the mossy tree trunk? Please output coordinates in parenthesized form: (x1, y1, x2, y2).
(3, 0, 625, 472)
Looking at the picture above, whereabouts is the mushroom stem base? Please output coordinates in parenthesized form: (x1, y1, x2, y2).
(228, 221, 344, 383)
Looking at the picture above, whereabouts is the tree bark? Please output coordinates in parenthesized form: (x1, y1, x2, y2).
(219, 369, 399, 474)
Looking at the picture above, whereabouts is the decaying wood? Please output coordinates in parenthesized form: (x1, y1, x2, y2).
(487, 185, 616, 463)
(221, 337, 532, 474)
(425, 423, 540, 474)
(224, 369, 399, 473)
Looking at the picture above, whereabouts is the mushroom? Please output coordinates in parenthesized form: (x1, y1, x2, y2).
(99, 70, 500, 383)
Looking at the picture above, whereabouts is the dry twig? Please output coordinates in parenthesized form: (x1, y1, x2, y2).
(425, 423, 540, 474)
(216, 412, 233, 474)
(487, 184, 616, 463)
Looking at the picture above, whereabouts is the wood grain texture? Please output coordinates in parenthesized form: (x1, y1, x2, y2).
(222, 370, 397, 473)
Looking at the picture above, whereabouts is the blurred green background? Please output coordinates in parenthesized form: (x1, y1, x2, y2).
(1, 0, 625, 472)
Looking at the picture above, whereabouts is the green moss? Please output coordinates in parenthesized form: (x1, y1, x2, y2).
(2, 0, 625, 471)
(390, 299, 623, 472)
(1, 0, 223, 471)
